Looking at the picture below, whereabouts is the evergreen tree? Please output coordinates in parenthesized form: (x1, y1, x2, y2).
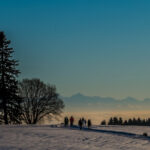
(0, 32, 21, 124)
(108, 117, 113, 125)
(119, 117, 123, 125)
(101, 120, 106, 125)
(124, 120, 128, 125)
(142, 119, 146, 126)
(132, 118, 137, 125)
(128, 118, 133, 125)
(113, 117, 119, 125)
(147, 118, 150, 126)
(137, 117, 141, 125)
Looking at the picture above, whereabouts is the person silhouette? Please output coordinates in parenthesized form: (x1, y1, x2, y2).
(78, 118, 83, 130)
(88, 119, 92, 128)
(64, 117, 69, 127)
(70, 116, 74, 127)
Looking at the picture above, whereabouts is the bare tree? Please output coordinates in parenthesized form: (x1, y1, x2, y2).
(19, 78, 64, 124)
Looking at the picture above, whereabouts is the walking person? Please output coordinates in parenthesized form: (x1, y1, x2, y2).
(70, 116, 74, 127)
(88, 119, 92, 128)
(64, 116, 69, 127)
(78, 118, 83, 130)
(82, 118, 85, 127)
(84, 119, 87, 127)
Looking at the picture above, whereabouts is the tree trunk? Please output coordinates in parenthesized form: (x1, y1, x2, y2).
(1, 47, 8, 124)
(3, 100, 8, 124)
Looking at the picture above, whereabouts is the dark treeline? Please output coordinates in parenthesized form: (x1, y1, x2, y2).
(101, 117, 150, 126)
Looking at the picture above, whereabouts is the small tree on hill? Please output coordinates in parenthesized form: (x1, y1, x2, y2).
(108, 117, 113, 125)
(113, 117, 119, 125)
(101, 120, 106, 125)
(119, 117, 123, 125)
(19, 78, 64, 124)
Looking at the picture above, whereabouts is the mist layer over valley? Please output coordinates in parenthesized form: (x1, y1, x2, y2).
(56, 93, 150, 125)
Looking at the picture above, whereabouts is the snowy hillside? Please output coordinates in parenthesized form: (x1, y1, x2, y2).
(0, 125, 150, 150)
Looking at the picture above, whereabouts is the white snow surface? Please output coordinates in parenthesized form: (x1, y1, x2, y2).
(0, 125, 150, 150)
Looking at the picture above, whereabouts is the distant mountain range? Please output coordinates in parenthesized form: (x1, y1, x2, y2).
(61, 93, 150, 112)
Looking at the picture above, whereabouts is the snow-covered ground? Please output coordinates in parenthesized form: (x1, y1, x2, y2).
(0, 125, 150, 150)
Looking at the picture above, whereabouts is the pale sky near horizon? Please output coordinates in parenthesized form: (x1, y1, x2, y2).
(1, 0, 150, 100)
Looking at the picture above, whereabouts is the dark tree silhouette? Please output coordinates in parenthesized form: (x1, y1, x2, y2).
(107, 116, 150, 126)
(19, 78, 64, 124)
(0, 32, 21, 124)
(101, 120, 106, 125)
(124, 120, 128, 125)
(128, 118, 133, 125)
(119, 117, 123, 125)
(108, 117, 113, 125)
(113, 117, 119, 125)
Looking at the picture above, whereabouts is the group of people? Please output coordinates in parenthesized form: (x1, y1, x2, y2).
(78, 118, 91, 129)
(64, 116, 92, 130)
(64, 116, 74, 127)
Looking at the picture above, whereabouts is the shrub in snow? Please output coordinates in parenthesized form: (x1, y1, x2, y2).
(143, 132, 148, 137)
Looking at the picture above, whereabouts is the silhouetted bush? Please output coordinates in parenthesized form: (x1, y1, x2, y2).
(101, 120, 106, 125)
(143, 132, 148, 137)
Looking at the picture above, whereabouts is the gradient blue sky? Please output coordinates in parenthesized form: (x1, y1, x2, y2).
(1, 0, 150, 99)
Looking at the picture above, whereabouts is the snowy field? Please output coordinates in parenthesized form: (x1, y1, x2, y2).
(1, 125, 150, 150)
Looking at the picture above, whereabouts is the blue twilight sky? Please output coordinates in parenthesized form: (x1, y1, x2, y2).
(1, 0, 150, 99)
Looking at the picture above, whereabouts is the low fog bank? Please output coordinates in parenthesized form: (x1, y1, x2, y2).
(43, 111, 150, 125)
